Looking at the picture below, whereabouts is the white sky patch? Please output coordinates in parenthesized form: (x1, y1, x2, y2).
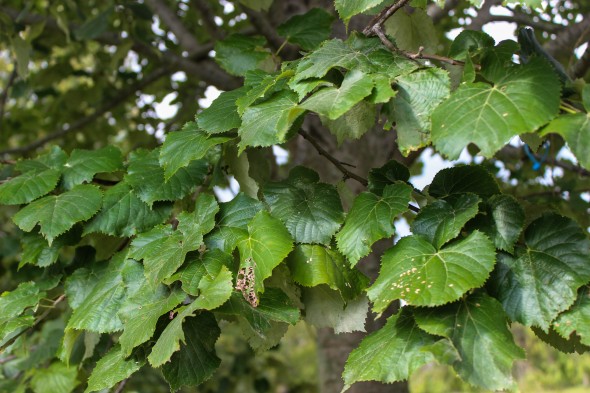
(199, 85, 221, 109)
(272, 145, 289, 165)
(154, 92, 178, 119)
(214, 177, 240, 202)
(410, 148, 473, 190)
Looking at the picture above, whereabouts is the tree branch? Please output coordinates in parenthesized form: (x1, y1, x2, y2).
(145, 0, 203, 55)
(0, 67, 17, 137)
(487, 14, 565, 34)
(113, 378, 129, 393)
(0, 67, 171, 157)
(363, 0, 412, 35)
(191, 0, 224, 40)
(298, 129, 368, 186)
(466, 0, 502, 31)
(544, 13, 590, 58)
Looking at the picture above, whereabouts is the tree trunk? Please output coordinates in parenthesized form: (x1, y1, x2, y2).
(289, 116, 410, 393)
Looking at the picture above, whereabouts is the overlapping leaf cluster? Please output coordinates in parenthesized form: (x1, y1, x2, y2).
(1, 0, 590, 392)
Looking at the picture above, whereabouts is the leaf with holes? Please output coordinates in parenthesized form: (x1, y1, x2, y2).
(336, 183, 412, 266)
(368, 231, 495, 312)
(13, 184, 102, 245)
(263, 166, 344, 244)
(236, 211, 294, 293)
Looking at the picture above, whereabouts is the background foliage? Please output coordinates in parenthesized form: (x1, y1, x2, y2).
(1, 0, 590, 392)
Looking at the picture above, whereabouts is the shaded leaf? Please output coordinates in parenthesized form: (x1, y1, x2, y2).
(277, 8, 334, 50)
(367, 160, 410, 196)
(342, 309, 437, 390)
(322, 100, 376, 145)
(31, 362, 78, 393)
(490, 214, 590, 330)
(384, 8, 438, 53)
(336, 183, 412, 266)
(214, 34, 272, 76)
(287, 244, 368, 300)
(263, 166, 344, 244)
(302, 286, 368, 333)
(160, 122, 232, 180)
(475, 194, 524, 253)
(125, 149, 208, 206)
(428, 165, 500, 198)
(541, 113, 590, 170)
(162, 312, 221, 391)
(449, 30, 495, 59)
(411, 193, 481, 249)
(414, 293, 525, 391)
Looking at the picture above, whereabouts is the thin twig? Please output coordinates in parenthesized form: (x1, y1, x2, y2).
(0, 294, 66, 352)
(298, 129, 368, 186)
(363, 0, 412, 35)
(113, 377, 129, 393)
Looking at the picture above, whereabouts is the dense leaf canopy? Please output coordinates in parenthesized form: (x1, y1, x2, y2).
(1, 0, 590, 392)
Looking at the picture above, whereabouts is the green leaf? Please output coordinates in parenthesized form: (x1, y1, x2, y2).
(0, 282, 45, 319)
(125, 148, 208, 206)
(541, 113, 590, 169)
(384, 8, 438, 53)
(475, 194, 525, 253)
(0, 168, 61, 205)
(392, 68, 450, 155)
(20, 228, 81, 268)
(334, 0, 386, 25)
(300, 70, 374, 120)
(237, 70, 293, 115)
(532, 325, 590, 354)
(62, 146, 123, 189)
(66, 253, 139, 333)
(161, 312, 221, 391)
(263, 166, 344, 244)
(302, 286, 368, 333)
(489, 213, 590, 330)
(160, 122, 232, 180)
(217, 289, 300, 339)
(74, 6, 113, 40)
(129, 194, 219, 284)
(197, 87, 245, 134)
(369, 231, 495, 311)
(336, 183, 412, 266)
(84, 182, 172, 237)
(0, 316, 35, 347)
(236, 211, 294, 293)
(31, 362, 78, 393)
(225, 143, 259, 198)
(287, 244, 368, 300)
(368, 160, 410, 195)
(214, 34, 272, 76)
(322, 100, 376, 145)
(428, 165, 500, 198)
(448, 30, 495, 59)
(237, 90, 304, 153)
(431, 58, 561, 159)
(85, 346, 144, 393)
(12, 35, 30, 78)
(13, 184, 102, 245)
(554, 287, 590, 347)
(118, 282, 185, 356)
(414, 293, 525, 391)
(148, 301, 201, 367)
(277, 8, 334, 50)
(411, 193, 481, 249)
(342, 309, 437, 390)
(205, 193, 263, 253)
(166, 249, 233, 296)
(16, 146, 68, 173)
